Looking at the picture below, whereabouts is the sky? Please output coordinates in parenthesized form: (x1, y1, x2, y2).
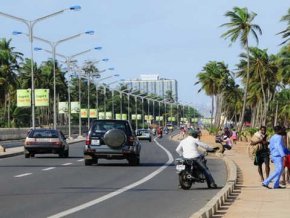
(1, 0, 289, 116)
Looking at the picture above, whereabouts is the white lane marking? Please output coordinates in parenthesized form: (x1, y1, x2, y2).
(62, 163, 73, 166)
(14, 173, 32, 178)
(47, 139, 174, 218)
(42, 167, 56, 171)
(77, 159, 84, 162)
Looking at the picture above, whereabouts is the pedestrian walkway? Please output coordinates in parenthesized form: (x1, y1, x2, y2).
(186, 130, 290, 218)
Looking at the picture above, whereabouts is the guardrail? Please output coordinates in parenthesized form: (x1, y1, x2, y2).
(0, 126, 87, 141)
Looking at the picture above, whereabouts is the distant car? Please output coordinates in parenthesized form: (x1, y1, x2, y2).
(166, 123, 174, 131)
(24, 129, 69, 158)
(84, 119, 141, 166)
(136, 129, 152, 142)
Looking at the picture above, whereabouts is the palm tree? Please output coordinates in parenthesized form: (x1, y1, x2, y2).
(237, 47, 279, 126)
(273, 89, 290, 126)
(0, 38, 23, 127)
(278, 8, 290, 45)
(277, 45, 290, 85)
(195, 61, 230, 127)
(220, 7, 262, 132)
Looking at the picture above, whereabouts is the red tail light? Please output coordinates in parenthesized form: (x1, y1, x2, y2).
(85, 135, 91, 145)
(52, 141, 62, 146)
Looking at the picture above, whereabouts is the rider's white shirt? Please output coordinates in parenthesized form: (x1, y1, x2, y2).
(176, 136, 213, 159)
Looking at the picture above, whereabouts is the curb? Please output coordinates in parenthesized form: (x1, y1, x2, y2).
(189, 155, 237, 218)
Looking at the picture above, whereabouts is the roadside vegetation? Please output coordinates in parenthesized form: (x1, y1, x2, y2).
(195, 7, 290, 135)
(0, 7, 289, 131)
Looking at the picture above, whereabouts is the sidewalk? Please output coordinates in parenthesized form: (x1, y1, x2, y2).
(175, 131, 290, 218)
(213, 137, 290, 218)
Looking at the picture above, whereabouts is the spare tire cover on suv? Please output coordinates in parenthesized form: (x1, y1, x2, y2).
(104, 129, 127, 149)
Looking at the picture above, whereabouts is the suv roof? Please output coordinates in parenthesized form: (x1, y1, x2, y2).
(90, 119, 133, 135)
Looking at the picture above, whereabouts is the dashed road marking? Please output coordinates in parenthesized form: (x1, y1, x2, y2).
(47, 138, 174, 218)
(42, 167, 56, 171)
(14, 173, 32, 178)
(62, 163, 73, 166)
(77, 159, 84, 162)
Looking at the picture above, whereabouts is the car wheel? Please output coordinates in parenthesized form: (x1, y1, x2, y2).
(149, 138, 152, 142)
(63, 149, 69, 158)
(24, 153, 30, 158)
(30, 153, 35, 157)
(85, 159, 93, 166)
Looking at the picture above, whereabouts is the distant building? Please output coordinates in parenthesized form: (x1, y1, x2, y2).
(123, 74, 178, 102)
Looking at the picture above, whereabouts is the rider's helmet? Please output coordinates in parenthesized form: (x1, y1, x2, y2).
(187, 129, 198, 138)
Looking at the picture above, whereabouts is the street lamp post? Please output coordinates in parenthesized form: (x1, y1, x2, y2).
(35, 47, 102, 136)
(1, 5, 81, 128)
(131, 92, 148, 129)
(26, 30, 95, 129)
(77, 62, 112, 129)
(159, 101, 161, 126)
(104, 79, 124, 119)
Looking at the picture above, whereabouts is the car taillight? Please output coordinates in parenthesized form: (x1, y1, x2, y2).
(85, 135, 91, 145)
(25, 141, 34, 145)
(52, 141, 62, 146)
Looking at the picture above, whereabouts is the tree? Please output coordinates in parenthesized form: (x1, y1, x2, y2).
(195, 61, 231, 127)
(278, 8, 290, 45)
(236, 47, 279, 126)
(0, 38, 23, 127)
(220, 7, 262, 132)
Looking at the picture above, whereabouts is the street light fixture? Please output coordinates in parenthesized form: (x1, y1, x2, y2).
(104, 79, 125, 119)
(43, 48, 102, 138)
(131, 92, 148, 129)
(1, 6, 81, 129)
(99, 75, 120, 119)
(16, 30, 95, 129)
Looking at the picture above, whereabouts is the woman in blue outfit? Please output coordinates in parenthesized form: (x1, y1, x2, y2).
(262, 126, 289, 189)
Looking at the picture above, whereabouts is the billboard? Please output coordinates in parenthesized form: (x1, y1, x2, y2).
(17, 89, 31, 107)
(35, 89, 49, 106)
(59, 102, 68, 114)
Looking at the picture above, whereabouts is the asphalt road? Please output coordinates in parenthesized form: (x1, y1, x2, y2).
(0, 135, 226, 218)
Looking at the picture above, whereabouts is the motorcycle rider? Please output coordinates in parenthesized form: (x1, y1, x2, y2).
(176, 129, 218, 189)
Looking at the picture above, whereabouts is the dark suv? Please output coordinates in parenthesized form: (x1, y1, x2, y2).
(84, 120, 141, 166)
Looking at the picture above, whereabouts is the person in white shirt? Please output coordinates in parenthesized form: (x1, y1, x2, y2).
(176, 129, 218, 189)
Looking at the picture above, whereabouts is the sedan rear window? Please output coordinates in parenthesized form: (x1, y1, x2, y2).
(28, 130, 59, 138)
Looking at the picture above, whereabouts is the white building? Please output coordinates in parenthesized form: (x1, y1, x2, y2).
(123, 74, 178, 102)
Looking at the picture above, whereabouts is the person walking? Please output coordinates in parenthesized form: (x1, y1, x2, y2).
(250, 126, 270, 182)
(231, 128, 238, 144)
(262, 126, 288, 189)
(280, 127, 290, 185)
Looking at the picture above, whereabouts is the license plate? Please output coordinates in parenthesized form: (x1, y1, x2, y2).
(91, 139, 100, 145)
(176, 164, 185, 171)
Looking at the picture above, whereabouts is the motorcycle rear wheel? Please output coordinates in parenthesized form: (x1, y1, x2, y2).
(179, 171, 192, 190)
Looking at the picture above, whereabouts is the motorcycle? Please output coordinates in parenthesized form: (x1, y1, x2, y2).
(175, 155, 210, 190)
